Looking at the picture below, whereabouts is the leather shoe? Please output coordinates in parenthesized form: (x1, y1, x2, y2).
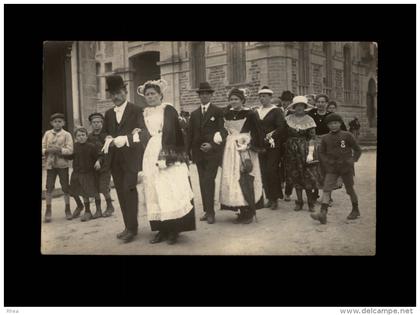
(117, 229, 137, 239)
(116, 229, 128, 239)
(150, 232, 166, 244)
(167, 232, 179, 245)
(121, 231, 137, 243)
(207, 215, 215, 224)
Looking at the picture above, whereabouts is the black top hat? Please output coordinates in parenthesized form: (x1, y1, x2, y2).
(280, 90, 294, 101)
(196, 82, 214, 93)
(88, 112, 105, 122)
(50, 113, 65, 121)
(105, 75, 127, 92)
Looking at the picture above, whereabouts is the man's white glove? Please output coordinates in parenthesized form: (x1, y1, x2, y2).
(114, 136, 129, 148)
(101, 137, 114, 154)
(132, 128, 142, 143)
(213, 132, 223, 145)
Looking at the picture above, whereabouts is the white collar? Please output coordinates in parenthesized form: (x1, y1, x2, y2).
(260, 104, 275, 111)
(201, 102, 210, 109)
(51, 129, 63, 135)
(114, 100, 128, 112)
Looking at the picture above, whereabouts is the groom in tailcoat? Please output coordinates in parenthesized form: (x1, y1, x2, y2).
(102, 75, 149, 243)
(187, 82, 227, 224)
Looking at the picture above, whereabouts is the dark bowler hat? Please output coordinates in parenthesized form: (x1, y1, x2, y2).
(325, 113, 343, 125)
(196, 82, 214, 94)
(105, 75, 127, 92)
(50, 113, 65, 121)
(88, 112, 105, 122)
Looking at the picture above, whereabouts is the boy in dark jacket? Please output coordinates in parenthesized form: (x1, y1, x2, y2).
(87, 112, 115, 218)
(310, 113, 362, 224)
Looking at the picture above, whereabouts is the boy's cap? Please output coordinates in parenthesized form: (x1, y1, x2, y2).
(88, 112, 105, 122)
(50, 113, 65, 121)
(325, 113, 343, 125)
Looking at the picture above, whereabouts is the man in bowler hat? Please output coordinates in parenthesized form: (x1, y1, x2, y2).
(186, 82, 227, 224)
(102, 75, 149, 243)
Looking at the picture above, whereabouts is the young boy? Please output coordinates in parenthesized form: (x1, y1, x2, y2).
(86, 112, 114, 218)
(42, 113, 74, 222)
(69, 127, 101, 222)
(310, 113, 362, 224)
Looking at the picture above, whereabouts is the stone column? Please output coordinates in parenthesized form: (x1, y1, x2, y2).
(77, 41, 97, 128)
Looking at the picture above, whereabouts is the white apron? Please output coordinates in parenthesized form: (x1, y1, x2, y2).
(219, 118, 263, 207)
(142, 104, 194, 221)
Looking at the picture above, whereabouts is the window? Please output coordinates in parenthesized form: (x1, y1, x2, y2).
(105, 62, 112, 73)
(228, 42, 246, 84)
(96, 63, 101, 98)
(343, 45, 352, 102)
(190, 42, 206, 88)
(323, 42, 333, 96)
(298, 42, 310, 95)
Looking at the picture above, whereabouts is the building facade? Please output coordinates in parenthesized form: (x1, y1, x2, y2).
(43, 41, 377, 143)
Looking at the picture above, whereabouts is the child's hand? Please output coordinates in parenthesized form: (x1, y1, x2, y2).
(94, 160, 101, 170)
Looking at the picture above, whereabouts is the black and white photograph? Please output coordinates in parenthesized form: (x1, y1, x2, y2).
(3, 3, 417, 310)
(41, 41, 378, 255)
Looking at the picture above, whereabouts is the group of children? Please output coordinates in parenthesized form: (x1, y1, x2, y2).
(42, 113, 114, 223)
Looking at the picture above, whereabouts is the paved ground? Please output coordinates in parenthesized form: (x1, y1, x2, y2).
(41, 150, 376, 255)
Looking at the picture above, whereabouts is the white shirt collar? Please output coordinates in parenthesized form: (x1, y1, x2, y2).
(114, 100, 128, 112)
(201, 102, 210, 110)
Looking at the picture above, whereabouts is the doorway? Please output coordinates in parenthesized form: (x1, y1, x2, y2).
(129, 51, 160, 108)
(43, 41, 74, 133)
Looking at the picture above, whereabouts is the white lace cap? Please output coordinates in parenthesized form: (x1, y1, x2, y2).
(137, 79, 169, 96)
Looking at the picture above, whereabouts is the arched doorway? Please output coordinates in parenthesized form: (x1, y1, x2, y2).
(366, 78, 377, 127)
(129, 51, 160, 107)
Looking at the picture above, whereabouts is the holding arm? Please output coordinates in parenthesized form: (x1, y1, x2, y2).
(212, 109, 228, 147)
(61, 132, 74, 156)
(272, 108, 287, 146)
(242, 111, 265, 151)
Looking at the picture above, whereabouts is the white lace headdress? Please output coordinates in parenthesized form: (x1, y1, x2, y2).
(137, 79, 169, 96)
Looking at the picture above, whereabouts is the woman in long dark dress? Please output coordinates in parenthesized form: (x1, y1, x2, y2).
(214, 88, 265, 224)
(137, 80, 195, 245)
(285, 96, 322, 212)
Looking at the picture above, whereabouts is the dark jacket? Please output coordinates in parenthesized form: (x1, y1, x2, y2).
(187, 103, 227, 163)
(158, 105, 189, 165)
(87, 130, 110, 172)
(258, 107, 287, 149)
(69, 142, 98, 174)
(308, 109, 347, 135)
(103, 102, 149, 173)
(319, 130, 362, 175)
